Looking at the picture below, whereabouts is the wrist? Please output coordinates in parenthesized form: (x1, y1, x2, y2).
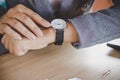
(47, 21, 79, 45)
(64, 21, 79, 43)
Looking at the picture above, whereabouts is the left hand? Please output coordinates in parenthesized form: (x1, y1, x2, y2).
(0, 4, 51, 40)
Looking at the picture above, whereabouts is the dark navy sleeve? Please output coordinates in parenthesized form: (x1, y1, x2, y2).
(0, 6, 8, 54)
(0, 5, 6, 16)
(69, 3, 120, 48)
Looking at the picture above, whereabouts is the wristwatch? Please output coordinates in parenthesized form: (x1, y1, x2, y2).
(51, 19, 66, 45)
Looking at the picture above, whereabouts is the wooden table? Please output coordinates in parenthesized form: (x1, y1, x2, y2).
(0, 39, 120, 80)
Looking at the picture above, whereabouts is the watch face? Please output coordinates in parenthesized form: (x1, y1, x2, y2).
(51, 19, 66, 30)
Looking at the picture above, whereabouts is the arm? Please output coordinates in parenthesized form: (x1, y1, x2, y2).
(69, 3, 120, 48)
(2, 0, 120, 55)
(1, 22, 78, 56)
(3, 3, 120, 55)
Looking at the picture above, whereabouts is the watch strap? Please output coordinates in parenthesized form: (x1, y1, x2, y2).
(54, 29, 64, 45)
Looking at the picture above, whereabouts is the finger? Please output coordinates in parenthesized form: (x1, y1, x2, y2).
(11, 39, 28, 56)
(10, 12, 43, 37)
(1, 34, 6, 45)
(4, 35, 9, 49)
(2, 24, 22, 40)
(13, 45, 28, 56)
(8, 37, 14, 54)
(14, 4, 51, 27)
(2, 34, 8, 49)
(0, 24, 4, 34)
(0, 18, 6, 34)
(3, 18, 36, 40)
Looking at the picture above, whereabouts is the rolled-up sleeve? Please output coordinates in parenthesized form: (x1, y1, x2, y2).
(69, 4, 120, 48)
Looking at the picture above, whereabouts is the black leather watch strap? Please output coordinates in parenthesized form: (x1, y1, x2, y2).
(54, 29, 64, 45)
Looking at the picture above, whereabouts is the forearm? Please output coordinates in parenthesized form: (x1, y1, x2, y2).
(69, 4, 120, 48)
(64, 22, 79, 43)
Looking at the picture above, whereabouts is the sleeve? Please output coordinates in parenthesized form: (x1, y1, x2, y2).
(69, 4, 120, 48)
(0, 0, 7, 16)
(0, 6, 5, 16)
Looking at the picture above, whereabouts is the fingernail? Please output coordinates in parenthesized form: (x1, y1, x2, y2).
(26, 32, 36, 40)
(44, 21, 51, 27)
(18, 37, 22, 40)
(46, 22, 51, 27)
(34, 28, 43, 37)
(30, 34, 36, 40)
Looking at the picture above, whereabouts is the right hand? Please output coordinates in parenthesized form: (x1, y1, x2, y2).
(0, 4, 51, 40)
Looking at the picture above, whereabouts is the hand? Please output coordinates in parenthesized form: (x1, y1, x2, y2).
(1, 21, 79, 56)
(0, 4, 51, 40)
(1, 28, 55, 56)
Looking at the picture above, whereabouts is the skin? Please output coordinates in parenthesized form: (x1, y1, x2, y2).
(0, 4, 51, 40)
(1, 22, 79, 56)
(1, 0, 113, 56)
(2, 0, 113, 56)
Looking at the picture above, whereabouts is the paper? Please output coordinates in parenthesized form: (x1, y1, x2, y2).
(68, 77, 81, 80)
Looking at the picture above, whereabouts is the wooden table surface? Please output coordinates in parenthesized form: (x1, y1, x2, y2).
(0, 39, 120, 80)
(0, 1, 117, 80)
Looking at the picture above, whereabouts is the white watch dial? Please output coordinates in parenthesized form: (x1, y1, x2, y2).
(51, 19, 66, 30)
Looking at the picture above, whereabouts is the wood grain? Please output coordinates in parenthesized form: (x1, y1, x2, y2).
(0, 1, 119, 80)
(0, 39, 120, 80)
